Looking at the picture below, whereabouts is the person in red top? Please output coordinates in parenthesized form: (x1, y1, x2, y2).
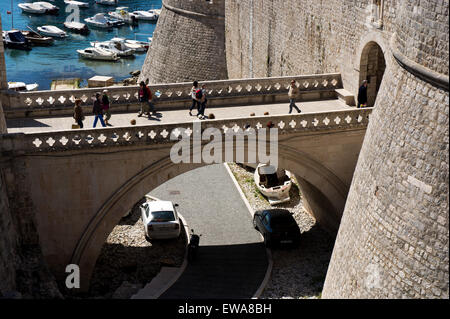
(138, 81, 155, 118)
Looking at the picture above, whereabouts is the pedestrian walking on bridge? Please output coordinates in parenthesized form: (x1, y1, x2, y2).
(73, 98, 84, 128)
(288, 80, 302, 114)
(102, 89, 111, 126)
(138, 81, 155, 118)
(93, 92, 106, 128)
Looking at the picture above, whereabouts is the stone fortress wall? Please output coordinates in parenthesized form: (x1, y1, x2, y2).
(0, 0, 448, 298)
(139, 0, 228, 84)
(222, 0, 448, 298)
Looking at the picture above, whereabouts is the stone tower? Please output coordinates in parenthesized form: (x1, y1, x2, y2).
(224, 0, 448, 298)
(140, 0, 228, 84)
(322, 1, 449, 298)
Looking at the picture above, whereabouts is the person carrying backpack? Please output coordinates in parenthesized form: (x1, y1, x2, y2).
(138, 81, 155, 118)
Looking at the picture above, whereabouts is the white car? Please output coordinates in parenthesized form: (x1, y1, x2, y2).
(140, 200, 181, 240)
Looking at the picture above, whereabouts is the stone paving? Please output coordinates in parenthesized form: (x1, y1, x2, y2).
(150, 164, 268, 299)
(7, 99, 351, 134)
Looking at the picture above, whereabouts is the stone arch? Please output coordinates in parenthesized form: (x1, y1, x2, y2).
(358, 41, 387, 107)
(71, 144, 348, 290)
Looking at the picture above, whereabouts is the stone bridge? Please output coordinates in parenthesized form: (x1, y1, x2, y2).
(0, 74, 372, 291)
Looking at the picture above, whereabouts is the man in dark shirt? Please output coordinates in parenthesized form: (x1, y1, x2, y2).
(357, 80, 368, 108)
(93, 92, 106, 128)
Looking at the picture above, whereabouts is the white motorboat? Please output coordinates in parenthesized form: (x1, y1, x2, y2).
(108, 7, 137, 24)
(90, 40, 135, 57)
(64, 0, 89, 8)
(254, 164, 292, 205)
(37, 26, 67, 38)
(8, 82, 39, 92)
(132, 10, 158, 21)
(85, 13, 114, 29)
(18, 2, 59, 15)
(64, 22, 90, 35)
(148, 9, 161, 18)
(77, 47, 119, 61)
(148, 8, 162, 16)
(95, 0, 118, 5)
(111, 37, 148, 52)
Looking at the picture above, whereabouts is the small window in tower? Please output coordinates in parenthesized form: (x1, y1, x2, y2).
(371, 0, 384, 29)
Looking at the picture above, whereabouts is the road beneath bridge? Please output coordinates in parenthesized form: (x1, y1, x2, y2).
(7, 99, 351, 134)
(149, 164, 268, 299)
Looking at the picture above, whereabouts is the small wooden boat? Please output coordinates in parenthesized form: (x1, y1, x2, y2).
(21, 29, 54, 46)
(254, 164, 292, 205)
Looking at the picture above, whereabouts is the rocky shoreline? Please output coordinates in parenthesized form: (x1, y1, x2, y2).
(227, 163, 335, 299)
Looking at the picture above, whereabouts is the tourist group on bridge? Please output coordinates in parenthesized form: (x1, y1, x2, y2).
(71, 79, 326, 129)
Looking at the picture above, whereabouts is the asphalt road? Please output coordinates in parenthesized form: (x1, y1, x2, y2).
(149, 164, 268, 299)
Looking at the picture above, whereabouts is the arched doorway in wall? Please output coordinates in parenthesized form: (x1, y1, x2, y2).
(359, 41, 386, 107)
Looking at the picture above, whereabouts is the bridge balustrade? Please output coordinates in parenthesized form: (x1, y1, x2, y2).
(0, 108, 373, 154)
(1, 73, 343, 118)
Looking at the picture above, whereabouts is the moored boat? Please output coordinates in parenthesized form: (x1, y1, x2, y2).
(119, 38, 150, 52)
(132, 10, 158, 21)
(64, 22, 90, 35)
(85, 13, 114, 29)
(90, 40, 135, 57)
(20, 29, 54, 46)
(18, 2, 59, 15)
(37, 26, 67, 38)
(64, 0, 89, 8)
(77, 47, 120, 61)
(95, 0, 118, 6)
(2, 30, 31, 50)
(254, 164, 292, 205)
(108, 7, 138, 25)
(8, 81, 39, 92)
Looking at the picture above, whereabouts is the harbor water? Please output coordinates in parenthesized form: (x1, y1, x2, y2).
(1, 0, 162, 90)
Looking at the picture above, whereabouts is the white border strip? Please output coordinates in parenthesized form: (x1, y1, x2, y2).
(223, 163, 273, 299)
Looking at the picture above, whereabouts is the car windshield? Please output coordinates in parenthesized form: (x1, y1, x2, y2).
(150, 211, 175, 222)
(270, 215, 296, 229)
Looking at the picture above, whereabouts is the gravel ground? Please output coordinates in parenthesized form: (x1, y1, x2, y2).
(227, 163, 335, 299)
(65, 205, 186, 299)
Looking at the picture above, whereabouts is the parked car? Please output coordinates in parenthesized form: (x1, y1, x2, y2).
(140, 200, 181, 240)
(253, 209, 301, 248)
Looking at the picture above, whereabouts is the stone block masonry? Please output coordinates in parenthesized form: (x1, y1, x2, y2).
(140, 0, 228, 84)
(224, 0, 448, 298)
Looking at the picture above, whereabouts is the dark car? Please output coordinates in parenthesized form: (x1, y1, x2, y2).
(253, 209, 301, 248)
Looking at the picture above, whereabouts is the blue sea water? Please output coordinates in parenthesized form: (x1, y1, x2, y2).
(1, 0, 162, 90)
